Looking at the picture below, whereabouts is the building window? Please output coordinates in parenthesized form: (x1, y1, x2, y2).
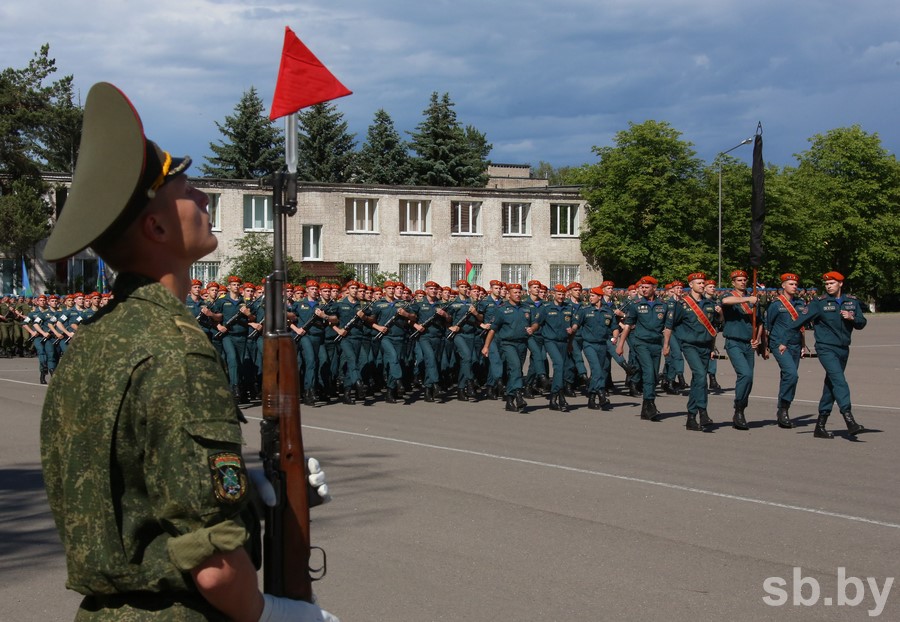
(302, 225, 323, 260)
(208, 192, 222, 230)
(0, 258, 14, 294)
(501, 263, 531, 284)
(502, 202, 530, 236)
(450, 262, 482, 286)
(399, 263, 430, 291)
(345, 197, 379, 233)
(68, 257, 98, 292)
(551, 203, 579, 237)
(549, 264, 580, 287)
(350, 263, 379, 285)
(243, 195, 273, 231)
(451, 201, 481, 235)
(191, 261, 220, 284)
(399, 200, 431, 234)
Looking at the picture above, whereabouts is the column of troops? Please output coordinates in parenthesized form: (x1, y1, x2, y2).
(9, 266, 867, 441)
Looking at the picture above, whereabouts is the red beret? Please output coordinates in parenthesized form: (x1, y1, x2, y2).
(424, 281, 440, 288)
(227, 275, 241, 284)
(89, 291, 100, 298)
(414, 289, 425, 295)
(74, 292, 84, 297)
(780, 273, 800, 283)
(306, 279, 319, 288)
(705, 280, 717, 287)
(456, 279, 469, 287)
(589, 286, 604, 296)
(284, 283, 293, 289)
(242, 282, 255, 290)
(600, 280, 614, 288)
(567, 282, 582, 290)
(489, 279, 502, 287)
(686, 273, 706, 283)
(507, 283, 523, 291)
(730, 270, 748, 279)
(527, 279, 541, 287)
(671, 280, 684, 287)
(822, 271, 844, 282)
(553, 284, 567, 292)
(627, 284, 637, 291)
(638, 276, 658, 285)
(191, 279, 202, 286)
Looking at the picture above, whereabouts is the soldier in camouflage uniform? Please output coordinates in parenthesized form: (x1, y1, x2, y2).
(39, 82, 336, 622)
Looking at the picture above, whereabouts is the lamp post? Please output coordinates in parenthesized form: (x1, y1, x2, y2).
(717, 137, 753, 285)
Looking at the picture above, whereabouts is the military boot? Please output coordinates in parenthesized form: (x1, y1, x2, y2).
(39, 365, 47, 385)
(732, 406, 749, 431)
(813, 413, 834, 439)
(423, 385, 435, 402)
(708, 374, 722, 391)
(557, 392, 571, 413)
(699, 409, 714, 427)
(587, 393, 599, 410)
(841, 411, 869, 436)
(776, 402, 795, 429)
(686, 412, 703, 431)
(342, 386, 355, 405)
(675, 374, 688, 390)
(384, 387, 398, 404)
(598, 392, 612, 411)
(457, 388, 468, 402)
(548, 392, 561, 411)
(514, 390, 527, 412)
(505, 394, 518, 412)
(628, 382, 641, 398)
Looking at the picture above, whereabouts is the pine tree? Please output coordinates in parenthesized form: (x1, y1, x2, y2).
(408, 92, 491, 187)
(357, 109, 413, 185)
(200, 87, 283, 179)
(296, 103, 357, 183)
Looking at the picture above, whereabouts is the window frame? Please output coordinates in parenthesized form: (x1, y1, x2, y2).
(302, 224, 323, 261)
(399, 199, 431, 235)
(550, 203, 579, 237)
(502, 202, 531, 237)
(243, 194, 273, 232)
(345, 197, 379, 234)
(451, 201, 482, 236)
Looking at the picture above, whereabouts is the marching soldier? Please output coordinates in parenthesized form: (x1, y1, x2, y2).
(617, 277, 667, 421)
(290, 280, 333, 406)
(791, 271, 869, 438)
(765, 272, 807, 429)
(370, 281, 412, 403)
(481, 283, 536, 413)
(211, 275, 255, 411)
(445, 279, 482, 401)
(331, 281, 372, 404)
(535, 284, 576, 411)
(664, 273, 719, 431)
(407, 281, 449, 402)
(477, 279, 507, 399)
(572, 286, 618, 410)
(703, 279, 724, 391)
(720, 269, 764, 430)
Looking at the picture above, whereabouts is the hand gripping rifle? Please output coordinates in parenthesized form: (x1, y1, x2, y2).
(333, 301, 372, 344)
(260, 117, 324, 601)
(409, 308, 441, 342)
(291, 313, 319, 343)
(446, 308, 474, 342)
(212, 304, 246, 340)
(373, 306, 402, 342)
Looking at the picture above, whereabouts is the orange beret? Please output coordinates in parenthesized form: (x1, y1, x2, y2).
(527, 279, 541, 287)
(489, 279, 502, 287)
(600, 280, 614, 288)
(507, 283, 523, 290)
(424, 281, 440, 288)
(589, 286, 604, 295)
(207, 282, 220, 289)
(227, 275, 241, 284)
(242, 282, 255, 290)
(567, 282, 582, 290)
(730, 270, 748, 279)
(686, 273, 706, 283)
(191, 279, 202, 286)
(456, 279, 469, 287)
(638, 276, 658, 285)
(306, 279, 319, 288)
(553, 284, 567, 292)
(822, 271, 844, 282)
(780, 273, 800, 283)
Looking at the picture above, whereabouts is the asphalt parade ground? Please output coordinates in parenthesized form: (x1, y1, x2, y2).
(2, 314, 899, 621)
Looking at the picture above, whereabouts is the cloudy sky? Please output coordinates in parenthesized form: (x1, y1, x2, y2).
(3, 0, 898, 171)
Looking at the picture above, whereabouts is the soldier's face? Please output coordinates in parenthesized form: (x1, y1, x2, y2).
(570, 287, 582, 298)
(783, 280, 798, 295)
(639, 283, 654, 297)
(554, 290, 566, 304)
(152, 175, 217, 263)
(824, 279, 841, 296)
(602, 285, 613, 297)
(229, 282, 240, 295)
(191, 284, 201, 296)
(589, 292, 600, 305)
(732, 276, 748, 290)
(509, 288, 522, 302)
(689, 279, 705, 295)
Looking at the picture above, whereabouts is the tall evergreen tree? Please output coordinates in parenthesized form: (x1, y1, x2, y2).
(408, 92, 491, 187)
(200, 87, 283, 179)
(296, 102, 357, 183)
(357, 108, 413, 185)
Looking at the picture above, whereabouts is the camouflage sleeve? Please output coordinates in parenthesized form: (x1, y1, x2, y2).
(125, 318, 251, 572)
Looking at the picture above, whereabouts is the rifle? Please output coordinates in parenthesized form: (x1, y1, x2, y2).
(409, 308, 441, 341)
(212, 304, 246, 339)
(446, 308, 474, 342)
(291, 313, 319, 343)
(333, 302, 371, 344)
(259, 152, 323, 600)
(248, 319, 265, 340)
(373, 309, 401, 342)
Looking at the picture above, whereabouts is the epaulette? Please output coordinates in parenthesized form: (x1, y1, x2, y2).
(845, 294, 858, 300)
(817, 295, 828, 300)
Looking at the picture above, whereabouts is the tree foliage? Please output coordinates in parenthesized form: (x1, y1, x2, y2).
(357, 108, 413, 185)
(0, 45, 79, 256)
(200, 87, 283, 179)
(224, 232, 309, 284)
(408, 92, 491, 187)
(296, 102, 357, 183)
(580, 120, 707, 284)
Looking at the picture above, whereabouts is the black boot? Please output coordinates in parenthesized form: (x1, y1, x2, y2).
(548, 392, 560, 411)
(355, 380, 367, 401)
(505, 394, 518, 412)
(557, 392, 570, 413)
(776, 402, 795, 429)
(39, 365, 47, 385)
(675, 374, 687, 390)
(598, 392, 611, 411)
(564, 382, 576, 398)
(699, 409, 713, 427)
(384, 386, 398, 404)
(841, 411, 869, 436)
(578, 373, 588, 389)
(587, 393, 599, 410)
(303, 390, 316, 407)
(515, 390, 527, 412)
(457, 388, 468, 402)
(628, 382, 641, 398)
(641, 399, 661, 421)
(686, 412, 703, 431)
(647, 400, 660, 421)
(466, 379, 477, 399)
(231, 384, 242, 406)
(424, 385, 435, 402)
(522, 384, 534, 399)
(814, 413, 834, 439)
(732, 407, 749, 430)
(708, 374, 722, 391)
(537, 374, 550, 391)
(662, 377, 677, 395)
(342, 386, 355, 405)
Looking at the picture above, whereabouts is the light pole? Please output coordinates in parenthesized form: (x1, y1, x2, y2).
(717, 137, 753, 285)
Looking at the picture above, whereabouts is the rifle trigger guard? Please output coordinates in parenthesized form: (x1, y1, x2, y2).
(309, 546, 327, 581)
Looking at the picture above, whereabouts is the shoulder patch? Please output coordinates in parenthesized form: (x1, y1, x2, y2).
(209, 452, 248, 504)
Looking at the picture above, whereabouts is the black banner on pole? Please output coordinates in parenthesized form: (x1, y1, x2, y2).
(749, 124, 765, 268)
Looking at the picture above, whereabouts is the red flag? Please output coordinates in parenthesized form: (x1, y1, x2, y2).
(464, 258, 476, 284)
(269, 27, 352, 120)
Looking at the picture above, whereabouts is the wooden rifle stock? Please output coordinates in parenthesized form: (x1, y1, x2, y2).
(260, 168, 320, 601)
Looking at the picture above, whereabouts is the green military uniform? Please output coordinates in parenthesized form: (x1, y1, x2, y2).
(41, 274, 256, 621)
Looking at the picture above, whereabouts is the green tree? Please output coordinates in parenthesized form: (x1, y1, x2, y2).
(579, 120, 707, 284)
(790, 126, 900, 303)
(201, 87, 283, 179)
(0, 45, 78, 256)
(296, 102, 357, 183)
(357, 109, 413, 185)
(408, 92, 491, 187)
(225, 232, 308, 284)
(532, 161, 583, 186)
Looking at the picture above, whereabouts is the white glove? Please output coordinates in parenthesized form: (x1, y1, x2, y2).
(249, 468, 277, 507)
(307, 457, 331, 505)
(259, 594, 339, 622)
